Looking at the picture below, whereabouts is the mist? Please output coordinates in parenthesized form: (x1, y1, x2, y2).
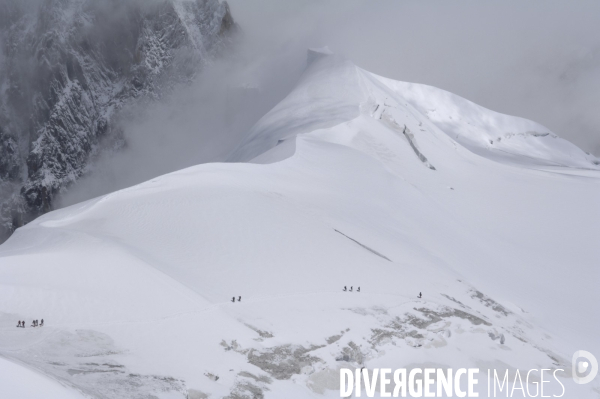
(57, 24, 308, 207)
(58, 0, 600, 207)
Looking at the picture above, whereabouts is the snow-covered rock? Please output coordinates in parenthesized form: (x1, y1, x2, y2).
(0, 50, 598, 398)
(0, 0, 237, 242)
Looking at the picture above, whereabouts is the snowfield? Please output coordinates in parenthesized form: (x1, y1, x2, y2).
(0, 48, 598, 398)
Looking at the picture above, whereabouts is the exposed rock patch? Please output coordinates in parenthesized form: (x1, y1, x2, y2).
(470, 290, 511, 316)
(247, 344, 324, 380)
(8, 329, 187, 398)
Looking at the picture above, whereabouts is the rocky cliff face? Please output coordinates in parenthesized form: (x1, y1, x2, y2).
(0, 0, 236, 241)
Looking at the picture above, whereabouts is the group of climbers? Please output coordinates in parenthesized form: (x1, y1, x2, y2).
(343, 287, 422, 298)
(16, 319, 43, 328)
(227, 290, 423, 303)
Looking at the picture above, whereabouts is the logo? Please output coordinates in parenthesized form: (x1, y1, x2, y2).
(572, 350, 598, 384)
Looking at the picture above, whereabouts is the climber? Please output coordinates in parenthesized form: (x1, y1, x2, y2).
(238, 296, 241, 302)
(40, 319, 44, 327)
(350, 286, 353, 292)
(418, 292, 422, 298)
(16, 321, 21, 328)
(231, 297, 235, 303)
(343, 286, 347, 291)
(357, 287, 360, 292)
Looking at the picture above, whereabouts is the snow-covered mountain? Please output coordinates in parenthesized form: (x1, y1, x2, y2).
(0, 0, 236, 242)
(0, 48, 598, 398)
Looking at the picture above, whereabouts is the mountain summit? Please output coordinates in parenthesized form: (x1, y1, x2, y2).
(232, 48, 598, 169)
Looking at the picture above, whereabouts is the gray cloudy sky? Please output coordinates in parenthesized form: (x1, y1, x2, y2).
(228, 0, 600, 156)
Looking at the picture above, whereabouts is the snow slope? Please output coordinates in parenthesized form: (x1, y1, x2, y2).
(0, 356, 85, 399)
(0, 49, 599, 398)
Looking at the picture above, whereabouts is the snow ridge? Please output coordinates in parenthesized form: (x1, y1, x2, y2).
(0, 50, 598, 398)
